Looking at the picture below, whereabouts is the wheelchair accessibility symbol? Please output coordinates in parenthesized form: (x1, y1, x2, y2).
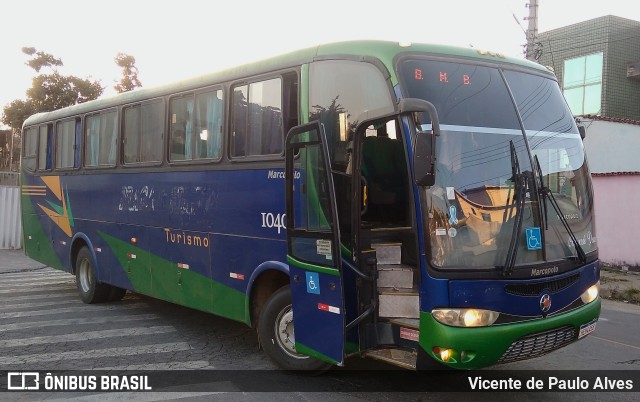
(526, 227, 542, 250)
(306, 272, 320, 294)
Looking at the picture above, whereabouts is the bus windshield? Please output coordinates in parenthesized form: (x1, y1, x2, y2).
(399, 59, 596, 271)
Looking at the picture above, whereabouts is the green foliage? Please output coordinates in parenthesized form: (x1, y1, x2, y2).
(114, 52, 142, 93)
(1, 47, 104, 131)
(22, 47, 63, 72)
(27, 72, 103, 112)
(1, 99, 34, 131)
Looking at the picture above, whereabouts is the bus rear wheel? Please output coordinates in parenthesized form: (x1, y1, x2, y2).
(75, 246, 111, 304)
(258, 286, 331, 372)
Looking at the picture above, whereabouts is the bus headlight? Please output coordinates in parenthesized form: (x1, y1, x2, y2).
(432, 308, 500, 327)
(580, 282, 599, 304)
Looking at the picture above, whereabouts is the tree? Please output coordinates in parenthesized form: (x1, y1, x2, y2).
(1, 99, 34, 133)
(1, 48, 103, 131)
(21, 46, 63, 72)
(114, 52, 142, 93)
(26, 71, 102, 112)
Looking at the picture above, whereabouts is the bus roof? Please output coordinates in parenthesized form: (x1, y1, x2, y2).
(23, 40, 549, 127)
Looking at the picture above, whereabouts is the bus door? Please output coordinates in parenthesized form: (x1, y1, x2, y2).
(285, 122, 346, 365)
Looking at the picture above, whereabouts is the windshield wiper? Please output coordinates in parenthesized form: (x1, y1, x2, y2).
(533, 155, 548, 231)
(533, 155, 587, 264)
(503, 140, 527, 276)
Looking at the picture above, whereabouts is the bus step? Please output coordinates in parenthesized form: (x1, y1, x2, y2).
(388, 317, 420, 330)
(378, 264, 414, 288)
(372, 243, 401, 265)
(364, 348, 417, 370)
(378, 287, 419, 318)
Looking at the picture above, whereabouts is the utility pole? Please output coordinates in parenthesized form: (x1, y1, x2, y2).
(10, 128, 15, 172)
(525, 0, 539, 61)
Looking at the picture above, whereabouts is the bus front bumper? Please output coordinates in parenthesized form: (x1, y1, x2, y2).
(419, 297, 601, 369)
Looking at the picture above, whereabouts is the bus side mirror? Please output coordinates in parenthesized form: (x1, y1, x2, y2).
(414, 133, 436, 187)
(399, 99, 440, 187)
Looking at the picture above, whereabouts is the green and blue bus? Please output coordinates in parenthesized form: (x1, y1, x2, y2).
(20, 40, 600, 370)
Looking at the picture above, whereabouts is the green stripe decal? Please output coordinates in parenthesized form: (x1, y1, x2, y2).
(295, 342, 340, 365)
(287, 255, 339, 276)
(99, 231, 249, 324)
(21, 195, 64, 270)
(64, 189, 74, 227)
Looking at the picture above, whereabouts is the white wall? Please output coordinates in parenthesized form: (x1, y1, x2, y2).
(582, 119, 640, 174)
(582, 119, 640, 266)
(0, 185, 22, 249)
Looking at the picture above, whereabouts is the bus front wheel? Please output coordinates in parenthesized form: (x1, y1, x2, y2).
(75, 247, 111, 304)
(258, 286, 331, 372)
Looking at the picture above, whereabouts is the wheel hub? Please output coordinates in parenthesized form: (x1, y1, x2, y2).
(78, 259, 92, 293)
(275, 305, 307, 359)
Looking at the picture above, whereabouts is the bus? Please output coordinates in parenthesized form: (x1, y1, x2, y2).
(20, 40, 600, 371)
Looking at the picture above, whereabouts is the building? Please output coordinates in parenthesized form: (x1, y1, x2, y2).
(537, 16, 640, 268)
(582, 117, 640, 268)
(537, 15, 640, 121)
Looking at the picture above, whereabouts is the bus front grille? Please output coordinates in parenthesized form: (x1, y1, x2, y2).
(504, 274, 580, 296)
(498, 325, 577, 364)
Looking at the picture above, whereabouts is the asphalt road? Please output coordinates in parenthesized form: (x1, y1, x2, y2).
(0, 250, 638, 401)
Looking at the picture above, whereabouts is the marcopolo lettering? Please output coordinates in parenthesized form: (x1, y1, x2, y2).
(267, 170, 300, 179)
(530, 266, 559, 277)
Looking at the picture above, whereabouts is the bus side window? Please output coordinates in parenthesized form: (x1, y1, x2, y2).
(55, 118, 79, 169)
(38, 124, 53, 171)
(231, 78, 283, 158)
(85, 110, 118, 167)
(195, 89, 223, 159)
(171, 89, 223, 162)
(170, 95, 193, 161)
(231, 85, 248, 157)
(123, 99, 164, 164)
(22, 127, 38, 171)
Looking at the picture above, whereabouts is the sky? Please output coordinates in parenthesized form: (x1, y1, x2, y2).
(2, 0, 639, 129)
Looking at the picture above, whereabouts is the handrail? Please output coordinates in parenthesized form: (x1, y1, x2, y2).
(341, 258, 373, 281)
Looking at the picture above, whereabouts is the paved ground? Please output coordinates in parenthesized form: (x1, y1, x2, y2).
(0, 249, 47, 274)
(0, 249, 638, 401)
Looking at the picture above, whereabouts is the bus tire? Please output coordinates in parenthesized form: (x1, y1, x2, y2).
(258, 286, 331, 372)
(75, 247, 110, 304)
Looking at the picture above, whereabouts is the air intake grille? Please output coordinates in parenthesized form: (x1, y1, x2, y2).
(498, 325, 577, 364)
(505, 274, 579, 296)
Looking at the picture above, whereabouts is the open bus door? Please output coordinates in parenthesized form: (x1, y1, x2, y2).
(285, 122, 346, 366)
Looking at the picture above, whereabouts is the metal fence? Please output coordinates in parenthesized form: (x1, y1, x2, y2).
(0, 184, 22, 249)
(0, 172, 19, 186)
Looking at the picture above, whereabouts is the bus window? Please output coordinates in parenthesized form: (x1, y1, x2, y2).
(85, 110, 118, 167)
(195, 89, 223, 159)
(22, 127, 37, 171)
(56, 118, 78, 169)
(124, 99, 164, 164)
(170, 89, 224, 162)
(38, 124, 52, 171)
(231, 78, 283, 157)
(170, 95, 193, 161)
(309, 60, 394, 172)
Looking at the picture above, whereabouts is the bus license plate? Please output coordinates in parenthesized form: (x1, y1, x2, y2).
(578, 320, 597, 339)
